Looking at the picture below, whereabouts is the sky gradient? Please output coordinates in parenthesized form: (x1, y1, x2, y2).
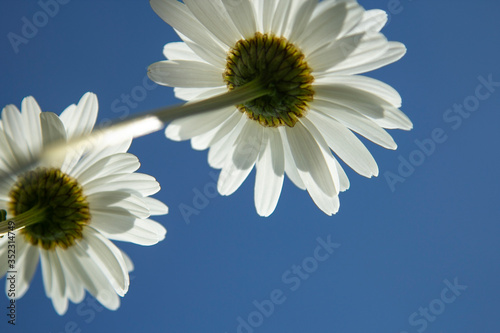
(1, 1, 500, 332)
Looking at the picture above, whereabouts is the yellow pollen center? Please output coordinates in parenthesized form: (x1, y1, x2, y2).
(224, 32, 314, 127)
(9, 168, 90, 250)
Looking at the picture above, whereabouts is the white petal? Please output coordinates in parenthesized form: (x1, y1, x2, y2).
(64, 137, 132, 176)
(1, 104, 31, 165)
(284, 122, 339, 215)
(307, 111, 378, 177)
(40, 112, 68, 169)
(350, 9, 388, 34)
(190, 108, 241, 151)
(314, 74, 402, 107)
(74, 153, 140, 185)
(120, 250, 134, 272)
(20, 96, 42, 155)
(16, 242, 38, 298)
(163, 42, 204, 61)
(334, 157, 350, 192)
(57, 249, 85, 303)
(254, 129, 284, 217)
(298, 2, 363, 54)
(40, 250, 68, 315)
(185, 0, 242, 47)
(88, 191, 150, 219)
(208, 113, 246, 168)
(218, 120, 262, 196)
(174, 86, 227, 102)
(148, 60, 223, 88)
(270, 0, 293, 37)
(287, 0, 317, 42)
(329, 40, 406, 75)
(222, 0, 257, 39)
(150, 0, 227, 65)
(82, 228, 129, 296)
(143, 197, 169, 215)
(314, 84, 412, 130)
(59, 92, 98, 140)
(310, 99, 397, 149)
(69, 244, 120, 310)
(166, 106, 234, 141)
(91, 215, 166, 246)
(307, 33, 364, 73)
(84, 173, 160, 197)
(255, 0, 278, 33)
(279, 127, 306, 190)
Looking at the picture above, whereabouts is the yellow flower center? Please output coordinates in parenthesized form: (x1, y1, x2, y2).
(9, 168, 90, 250)
(224, 33, 314, 127)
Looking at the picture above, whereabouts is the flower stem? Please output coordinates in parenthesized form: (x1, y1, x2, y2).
(0, 205, 48, 235)
(31, 78, 268, 173)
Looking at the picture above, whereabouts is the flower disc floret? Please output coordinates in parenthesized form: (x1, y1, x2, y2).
(224, 33, 314, 127)
(9, 167, 90, 250)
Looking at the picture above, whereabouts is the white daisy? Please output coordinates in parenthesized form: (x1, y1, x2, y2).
(148, 0, 412, 216)
(0, 93, 168, 315)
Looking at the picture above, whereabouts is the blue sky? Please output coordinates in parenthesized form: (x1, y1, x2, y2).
(1, 1, 500, 332)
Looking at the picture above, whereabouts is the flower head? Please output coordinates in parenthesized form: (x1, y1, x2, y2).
(148, 0, 412, 216)
(0, 93, 168, 314)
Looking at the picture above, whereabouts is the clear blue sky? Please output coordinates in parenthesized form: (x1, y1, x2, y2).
(1, 1, 500, 332)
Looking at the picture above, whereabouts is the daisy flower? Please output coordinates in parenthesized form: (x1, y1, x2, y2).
(148, 0, 412, 216)
(0, 93, 168, 315)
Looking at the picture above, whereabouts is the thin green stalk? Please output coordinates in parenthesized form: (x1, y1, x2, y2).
(9, 78, 269, 178)
(0, 205, 48, 235)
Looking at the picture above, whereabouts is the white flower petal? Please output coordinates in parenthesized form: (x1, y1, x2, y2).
(16, 242, 38, 298)
(70, 244, 120, 310)
(307, 33, 364, 73)
(310, 99, 397, 149)
(59, 92, 98, 140)
(218, 120, 263, 196)
(148, 60, 224, 88)
(91, 214, 166, 246)
(330, 40, 406, 75)
(284, 122, 339, 215)
(254, 129, 284, 217)
(307, 111, 378, 177)
(84, 173, 160, 197)
(270, 0, 293, 37)
(222, 0, 257, 39)
(279, 127, 306, 190)
(150, 0, 227, 64)
(2, 104, 31, 165)
(174, 86, 227, 102)
(166, 106, 234, 141)
(74, 153, 140, 185)
(185, 0, 242, 47)
(287, 0, 317, 42)
(88, 191, 150, 219)
(314, 84, 412, 130)
(20, 96, 42, 156)
(191, 108, 241, 151)
(163, 42, 205, 61)
(40, 250, 68, 315)
(314, 74, 402, 107)
(208, 113, 246, 168)
(298, 2, 363, 54)
(56, 249, 85, 303)
(143, 197, 169, 215)
(120, 250, 134, 272)
(81, 228, 129, 296)
(350, 9, 388, 34)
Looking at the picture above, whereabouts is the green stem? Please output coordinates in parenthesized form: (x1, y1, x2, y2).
(0, 205, 48, 235)
(11, 78, 268, 177)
